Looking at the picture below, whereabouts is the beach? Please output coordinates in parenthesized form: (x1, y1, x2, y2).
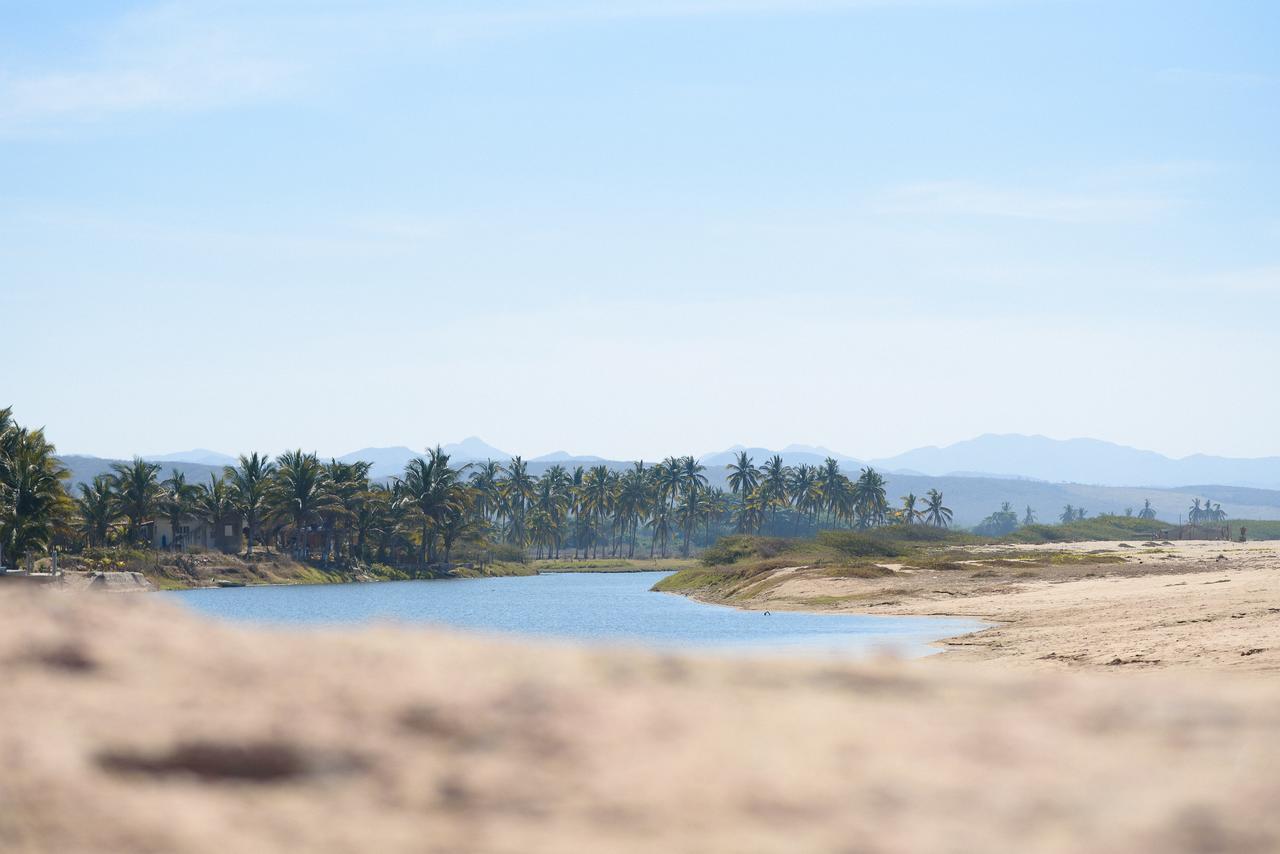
(669, 540, 1280, 672)
(3, 543, 1280, 853)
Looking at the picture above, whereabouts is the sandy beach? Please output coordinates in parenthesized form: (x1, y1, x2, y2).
(678, 540, 1280, 673)
(3, 542, 1280, 853)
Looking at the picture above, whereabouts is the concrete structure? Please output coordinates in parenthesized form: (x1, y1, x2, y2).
(147, 516, 243, 554)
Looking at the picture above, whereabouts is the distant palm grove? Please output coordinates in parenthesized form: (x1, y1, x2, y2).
(1, 405, 1216, 571)
(2, 407, 964, 571)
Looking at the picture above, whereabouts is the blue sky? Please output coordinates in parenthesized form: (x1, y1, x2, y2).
(2, 0, 1278, 461)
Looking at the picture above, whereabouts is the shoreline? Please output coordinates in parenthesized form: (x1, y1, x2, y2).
(657, 539, 1280, 672)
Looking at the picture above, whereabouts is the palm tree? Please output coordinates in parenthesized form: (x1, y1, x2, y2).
(679, 456, 708, 497)
(759, 455, 789, 526)
(648, 505, 673, 558)
(322, 459, 371, 564)
(501, 457, 537, 547)
(161, 469, 198, 550)
(1023, 506, 1037, 526)
(852, 468, 888, 528)
(1060, 505, 1076, 524)
(395, 448, 466, 570)
(226, 452, 276, 556)
(655, 457, 685, 512)
(1, 424, 72, 563)
(734, 487, 766, 535)
(788, 465, 822, 532)
(726, 451, 760, 511)
(814, 458, 845, 529)
(271, 450, 334, 559)
(468, 460, 504, 526)
(193, 475, 235, 550)
(75, 474, 119, 547)
(923, 489, 952, 528)
(111, 458, 164, 544)
(1137, 499, 1157, 521)
(898, 493, 922, 525)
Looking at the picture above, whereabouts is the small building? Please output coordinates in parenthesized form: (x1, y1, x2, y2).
(147, 516, 243, 554)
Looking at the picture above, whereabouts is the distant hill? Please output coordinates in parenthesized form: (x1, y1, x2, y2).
(337, 447, 420, 480)
(439, 437, 511, 462)
(60, 456, 225, 488)
(700, 445, 864, 468)
(531, 451, 608, 463)
(144, 449, 239, 466)
(337, 438, 511, 479)
(871, 434, 1280, 490)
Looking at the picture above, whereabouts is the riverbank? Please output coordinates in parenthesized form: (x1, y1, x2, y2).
(2, 587, 1278, 853)
(45, 548, 690, 591)
(656, 539, 1280, 672)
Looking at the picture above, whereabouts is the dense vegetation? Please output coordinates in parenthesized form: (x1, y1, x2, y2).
(2, 405, 1273, 578)
(2, 407, 964, 574)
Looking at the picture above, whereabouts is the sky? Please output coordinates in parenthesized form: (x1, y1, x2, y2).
(2, 0, 1278, 462)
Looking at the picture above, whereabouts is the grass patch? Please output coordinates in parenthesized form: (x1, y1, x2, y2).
(1002, 516, 1173, 544)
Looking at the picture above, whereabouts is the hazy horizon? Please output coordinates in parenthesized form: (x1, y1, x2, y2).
(4, 1, 1278, 461)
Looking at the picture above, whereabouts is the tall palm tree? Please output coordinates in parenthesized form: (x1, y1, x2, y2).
(923, 489, 952, 528)
(852, 467, 888, 528)
(655, 457, 685, 512)
(814, 458, 845, 529)
(1023, 506, 1037, 526)
(788, 464, 821, 532)
(468, 460, 504, 526)
(1, 424, 71, 563)
(677, 485, 705, 557)
(898, 493, 922, 525)
(271, 451, 335, 559)
(111, 458, 164, 544)
(1060, 505, 1076, 524)
(726, 451, 760, 511)
(501, 456, 537, 547)
(75, 474, 119, 547)
(1137, 499, 1157, 521)
(161, 469, 198, 550)
(395, 448, 466, 570)
(322, 459, 371, 564)
(225, 452, 276, 556)
(759, 455, 790, 527)
(679, 456, 708, 497)
(193, 475, 235, 551)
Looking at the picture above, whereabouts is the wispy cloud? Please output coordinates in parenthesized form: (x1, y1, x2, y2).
(0, 5, 300, 134)
(875, 180, 1177, 224)
(0, 0, 997, 133)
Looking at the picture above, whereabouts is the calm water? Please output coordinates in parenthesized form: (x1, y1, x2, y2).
(166, 571, 984, 658)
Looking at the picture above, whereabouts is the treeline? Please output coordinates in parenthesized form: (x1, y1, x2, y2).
(2, 407, 965, 570)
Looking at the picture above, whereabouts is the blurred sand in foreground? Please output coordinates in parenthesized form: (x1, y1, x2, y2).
(3, 571, 1279, 854)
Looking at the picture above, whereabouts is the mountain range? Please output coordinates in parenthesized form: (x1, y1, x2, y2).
(867, 434, 1280, 490)
(56, 433, 1280, 528)
(89, 434, 1280, 490)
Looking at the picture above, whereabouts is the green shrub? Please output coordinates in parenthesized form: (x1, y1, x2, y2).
(815, 531, 904, 558)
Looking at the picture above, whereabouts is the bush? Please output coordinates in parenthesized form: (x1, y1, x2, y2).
(700, 536, 763, 566)
(815, 531, 904, 558)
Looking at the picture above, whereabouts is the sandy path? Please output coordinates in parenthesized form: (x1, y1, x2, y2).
(2, 589, 1280, 853)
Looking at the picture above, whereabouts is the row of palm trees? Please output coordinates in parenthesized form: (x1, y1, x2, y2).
(72, 449, 958, 567)
(1188, 498, 1227, 526)
(5, 405, 970, 568)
